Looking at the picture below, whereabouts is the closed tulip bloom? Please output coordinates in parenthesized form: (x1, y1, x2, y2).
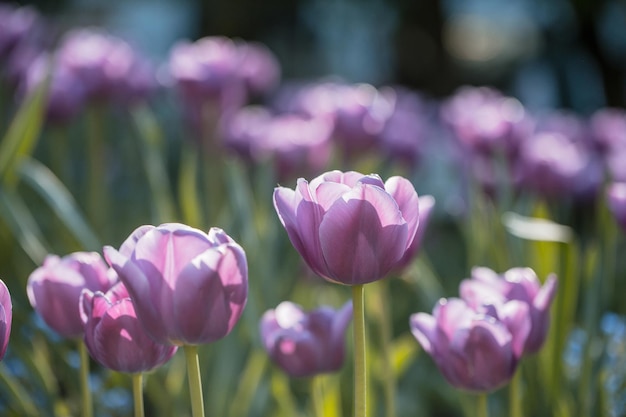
(410, 297, 529, 392)
(607, 182, 626, 232)
(104, 223, 248, 346)
(393, 195, 435, 273)
(80, 282, 178, 373)
(260, 301, 353, 377)
(460, 267, 558, 354)
(27, 252, 115, 338)
(273, 170, 420, 285)
(0, 279, 12, 360)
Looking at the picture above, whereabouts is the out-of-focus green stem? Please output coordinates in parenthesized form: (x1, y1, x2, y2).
(352, 284, 367, 417)
(79, 341, 93, 417)
(509, 369, 522, 417)
(184, 345, 205, 417)
(312, 375, 325, 417)
(376, 280, 396, 417)
(86, 105, 106, 237)
(132, 373, 144, 417)
(477, 394, 489, 417)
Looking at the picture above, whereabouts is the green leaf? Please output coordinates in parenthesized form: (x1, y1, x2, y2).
(0, 59, 50, 187)
(18, 158, 101, 252)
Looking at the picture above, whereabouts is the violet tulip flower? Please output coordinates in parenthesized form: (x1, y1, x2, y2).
(104, 223, 248, 346)
(260, 301, 353, 378)
(410, 297, 530, 392)
(393, 195, 435, 273)
(273, 170, 420, 285)
(27, 252, 115, 338)
(80, 282, 177, 373)
(460, 267, 558, 354)
(0, 279, 12, 361)
(607, 182, 626, 232)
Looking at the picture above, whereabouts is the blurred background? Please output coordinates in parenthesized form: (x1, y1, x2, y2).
(12, 0, 626, 111)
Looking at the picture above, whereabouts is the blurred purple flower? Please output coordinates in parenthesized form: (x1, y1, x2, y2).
(589, 108, 626, 154)
(0, 279, 12, 361)
(273, 170, 419, 285)
(460, 267, 558, 354)
(607, 182, 626, 232)
(410, 297, 529, 392)
(27, 252, 116, 338)
(0, 4, 40, 61)
(104, 223, 248, 346)
(21, 53, 88, 125)
(260, 301, 352, 377)
(236, 41, 280, 95)
(441, 86, 531, 156)
(80, 282, 178, 373)
(392, 195, 435, 273)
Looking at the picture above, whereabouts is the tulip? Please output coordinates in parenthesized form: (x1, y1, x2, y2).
(260, 301, 353, 378)
(80, 281, 177, 373)
(0, 279, 12, 361)
(460, 267, 558, 354)
(27, 252, 115, 338)
(273, 170, 419, 285)
(410, 297, 530, 392)
(104, 223, 248, 346)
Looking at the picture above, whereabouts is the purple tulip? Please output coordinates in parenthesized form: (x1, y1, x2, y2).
(103, 223, 248, 346)
(260, 301, 352, 377)
(0, 279, 12, 361)
(273, 170, 420, 285)
(607, 182, 626, 232)
(392, 195, 435, 273)
(0, 4, 40, 61)
(27, 252, 116, 338)
(589, 108, 626, 154)
(80, 281, 178, 373)
(410, 297, 530, 392)
(460, 267, 558, 354)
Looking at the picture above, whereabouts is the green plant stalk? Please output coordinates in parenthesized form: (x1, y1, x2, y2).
(352, 284, 367, 417)
(376, 280, 396, 417)
(132, 373, 144, 417)
(312, 375, 325, 417)
(477, 394, 489, 417)
(86, 105, 107, 237)
(79, 341, 93, 417)
(184, 345, 206, 417)
(509, 369, 522, 417)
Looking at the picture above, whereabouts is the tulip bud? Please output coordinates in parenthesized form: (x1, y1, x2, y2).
(260, 301, 352, 378)
(0, 279, 12, 361)
(27, 252, 115, 338)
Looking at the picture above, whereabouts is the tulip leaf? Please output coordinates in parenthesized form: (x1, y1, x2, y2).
(0, 60, 50, 187)
(228, 349, 268, 417)
(0, 362, 40, 417)
(391, 333, 420, 377)
(502, 211, 573, 243)
(18, 157, 101, 252)
(178, 144, 203, 228)
(0, 188, 50, 264)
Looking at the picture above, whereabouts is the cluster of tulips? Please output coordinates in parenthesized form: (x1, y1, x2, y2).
(2, 3, 626, 417)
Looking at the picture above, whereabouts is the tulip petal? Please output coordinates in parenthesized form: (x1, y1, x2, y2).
(384, 176, 420, 247)
(319, 183, 408, 284)
(497, 300, 531, 357)
(409, 312, 437, 354)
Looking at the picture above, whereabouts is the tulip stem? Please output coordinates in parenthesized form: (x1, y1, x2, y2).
(509, 370, 522, 417)
(132, 373, 144, 417)
(78, 341, 93, 417)
(477, 393, 489, 417)
(352, 284, 367, 417)
(184, 345, 206, 417)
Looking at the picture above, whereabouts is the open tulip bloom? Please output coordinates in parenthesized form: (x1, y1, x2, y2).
(104, 222, 248, 417)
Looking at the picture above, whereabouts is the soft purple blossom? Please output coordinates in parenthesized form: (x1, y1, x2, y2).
(607, 182, 626, 232)
(273, 170, 419, 285)
(260, 301, 352, 377)
(460, 267, 558, 354)
(0, 279, 12, 361)
(80, 282, 178, 373)
(27, 252, 116, 338)
(410, 297, 529, 392)
(104, 223, 248, 346)
(392, 195, 435, 273)
(0, 4, 40, 61)
(589, 108, 626, 154)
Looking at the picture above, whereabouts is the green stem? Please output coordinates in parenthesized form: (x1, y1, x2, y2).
(132, 373, 144, 417)
(509, 370, 522, 417)
(184, 345, 206, 417)
(86, 105, 106, 237)
(79, 341, 93, 417)
(352, 284, 367, 417)
(376, 280, 396, 417)
(311, 375, 325, 417)
(477, 393, 489, 417)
